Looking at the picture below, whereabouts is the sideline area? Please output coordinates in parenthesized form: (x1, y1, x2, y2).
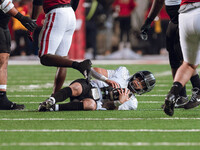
(8, 55, 169, 65)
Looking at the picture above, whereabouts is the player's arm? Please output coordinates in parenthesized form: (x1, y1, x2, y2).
(102, 88, 130, 110)
(0, 0, 37, 32)
(147, 0, 164, 21)
(140, 0, 164, 40)
(91, 68, 120, 88)
(32, 0, 43, 20)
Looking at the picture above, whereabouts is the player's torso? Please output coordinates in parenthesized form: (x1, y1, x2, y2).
(43, 0, 71, 13)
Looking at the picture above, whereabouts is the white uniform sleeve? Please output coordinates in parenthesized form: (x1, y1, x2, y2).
(0, 0, 14, 13)
(118, 95, 138, 110)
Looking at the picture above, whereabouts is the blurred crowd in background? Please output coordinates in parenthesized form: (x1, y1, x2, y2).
(8, 0, 170, 60)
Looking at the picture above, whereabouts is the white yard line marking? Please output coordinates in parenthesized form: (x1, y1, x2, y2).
(0, 129, 200, 132)
(8, 95, 168, 98)
(1, 117, 200, 121)
(1, 142, 200, 146)
(18, 101, 163, 104)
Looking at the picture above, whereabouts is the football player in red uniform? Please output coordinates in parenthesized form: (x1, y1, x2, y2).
(31, 0, 92, 94)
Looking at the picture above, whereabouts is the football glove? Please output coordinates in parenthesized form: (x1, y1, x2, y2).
(15, 12, 37, 32)
(140, 18, 153, 40)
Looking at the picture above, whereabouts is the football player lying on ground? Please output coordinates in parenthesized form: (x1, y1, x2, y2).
(38, 66, 156, 111)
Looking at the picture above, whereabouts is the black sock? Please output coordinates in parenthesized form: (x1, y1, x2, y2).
(0, 91, 13, 109)
(190, 74, 200, 88)
(58, 102, 84, 111)
(179, 86, 187, 97)
(169, 82, 183, 96)
(51, 87, 72, 103)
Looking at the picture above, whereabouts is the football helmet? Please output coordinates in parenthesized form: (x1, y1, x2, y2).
(128, 70, 156, 95)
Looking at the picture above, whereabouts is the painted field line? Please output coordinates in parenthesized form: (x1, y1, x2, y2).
(1, 117, 200, 121)
(8, 94, 167, 98)
(1, 142, 200, 146)
(0, 129, 200, 132)
(19, 101, 163, 104)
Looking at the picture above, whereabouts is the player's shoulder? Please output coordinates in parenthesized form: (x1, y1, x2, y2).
(116, 66, 128, 72)
(115, 66, 129, 74)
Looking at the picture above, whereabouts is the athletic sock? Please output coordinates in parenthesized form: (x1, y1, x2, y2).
(51, 87, 72, 103)
(58, 102, 84, 111)
(190, 74, 200, 88)
(0, 91, 13, 110)
(169, 82, 183, 96)
(179, 86, 187, 97)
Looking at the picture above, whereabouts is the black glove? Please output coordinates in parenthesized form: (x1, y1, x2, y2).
(140, 17, 153, 40)
(14, 12, 37, 32)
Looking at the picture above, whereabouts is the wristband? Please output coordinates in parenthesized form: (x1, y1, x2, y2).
(14, 12, 23, 21)
(114, 100, 122, 107)
(100, 76, 108, 82)
(1, 0, 14, 13)
(91, 68, 108, 82)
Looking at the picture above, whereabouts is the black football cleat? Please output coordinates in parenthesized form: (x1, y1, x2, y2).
(175, 96, 189, 108)
(163, 93, 176, 116)
(184, 88, 200, 109)
(38, 98, 55, 112)
(77, 59, 92, 78)
(0, 97, 25, 110)
(10, 103, 25, 110)
(161, 96, 188, 109)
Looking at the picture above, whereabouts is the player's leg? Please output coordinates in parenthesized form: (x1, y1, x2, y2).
(165, 21, 188, 108)
(54, 98, 96, 111)
(38, 79, 92, 111)
(38, 10, 92, 77)
(163, 10, 200, 116)
(52, 67, 67, 94)
(0, 28, 24, 110)
(0, 55, 24, 110)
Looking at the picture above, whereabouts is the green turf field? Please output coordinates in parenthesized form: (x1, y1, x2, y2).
(0, 64, 200, 150)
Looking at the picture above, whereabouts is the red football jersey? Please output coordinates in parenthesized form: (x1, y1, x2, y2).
(181, 0, 200, 5)
(43, 0, 71, 13)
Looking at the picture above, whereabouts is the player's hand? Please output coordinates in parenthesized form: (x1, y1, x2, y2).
(105, 79, 120, 88)
(140, 18, 153, 40)
(15, 12, 37, 32)
(21, 16, 37, 32)
(118, 88, 130, 104)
